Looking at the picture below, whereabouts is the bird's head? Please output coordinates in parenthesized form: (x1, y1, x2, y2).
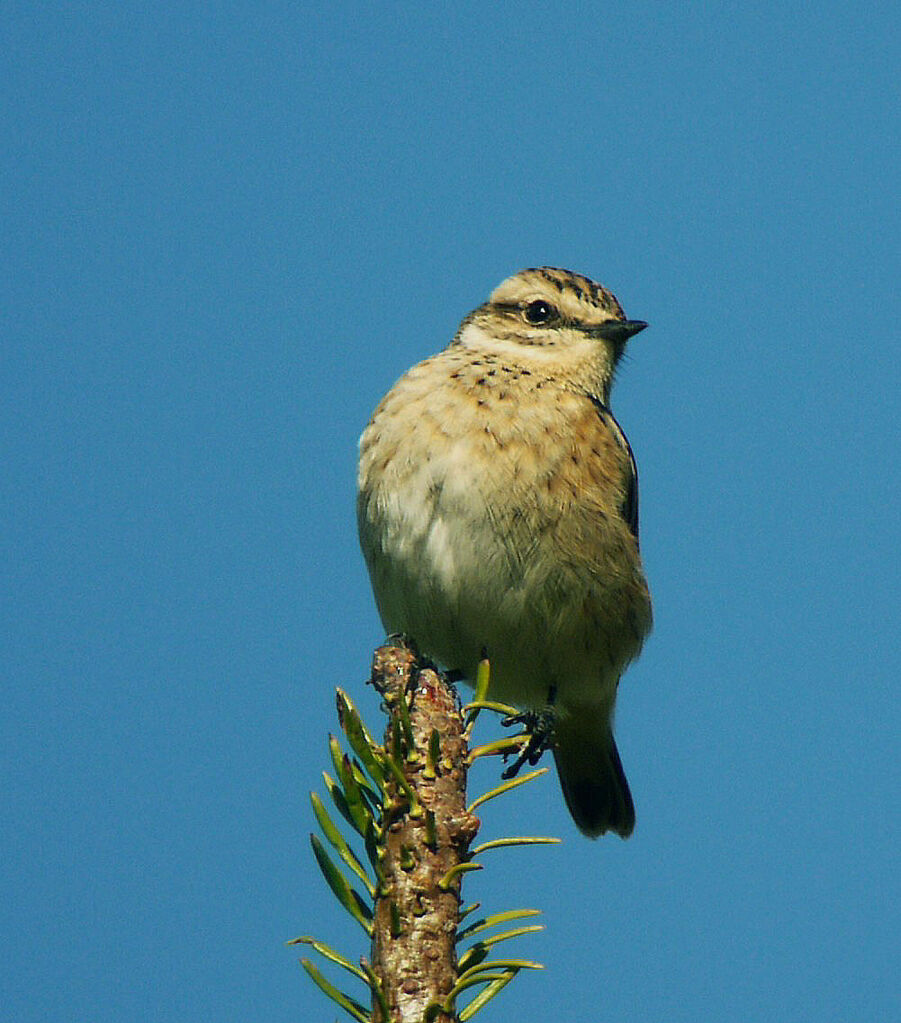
(454, 267, 647, 399)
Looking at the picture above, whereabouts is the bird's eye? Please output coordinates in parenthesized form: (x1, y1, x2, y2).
(523, 300, 557, 324)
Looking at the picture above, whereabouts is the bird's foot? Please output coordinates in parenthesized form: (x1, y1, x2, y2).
(500, 707, 557, 779)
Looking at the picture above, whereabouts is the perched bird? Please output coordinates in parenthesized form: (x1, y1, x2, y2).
(357, 267, 652, 837)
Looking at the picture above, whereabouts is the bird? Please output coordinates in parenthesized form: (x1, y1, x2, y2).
(357, 267, 652, 837)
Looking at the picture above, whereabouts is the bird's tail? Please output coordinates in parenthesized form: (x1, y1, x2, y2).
(553, 713, 635, 838)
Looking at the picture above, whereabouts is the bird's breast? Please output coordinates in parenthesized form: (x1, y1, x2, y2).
(357, 352, 652, 702)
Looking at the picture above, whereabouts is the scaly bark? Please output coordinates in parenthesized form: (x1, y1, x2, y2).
(369, 642, 480, 1023)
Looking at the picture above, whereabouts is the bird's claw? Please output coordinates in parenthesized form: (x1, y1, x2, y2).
(500, 708, 557, 779)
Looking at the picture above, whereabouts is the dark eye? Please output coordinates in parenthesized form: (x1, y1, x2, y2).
(523, 299, 557, 325)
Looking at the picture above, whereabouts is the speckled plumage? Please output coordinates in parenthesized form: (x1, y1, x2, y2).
(357, 268, 652, 837)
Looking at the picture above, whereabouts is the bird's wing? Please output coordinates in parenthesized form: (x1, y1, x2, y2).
(588, 396, 639, 544)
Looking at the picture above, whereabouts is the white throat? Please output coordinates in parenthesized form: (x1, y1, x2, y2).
(456, 321, 614, 398)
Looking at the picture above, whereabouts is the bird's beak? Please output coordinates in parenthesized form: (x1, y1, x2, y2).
(591, 320, 648, 344)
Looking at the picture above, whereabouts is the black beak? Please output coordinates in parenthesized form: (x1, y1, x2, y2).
(592, 319, 648, 344)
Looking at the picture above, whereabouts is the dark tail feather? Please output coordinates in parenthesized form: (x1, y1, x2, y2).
(554, 729, 635, 839)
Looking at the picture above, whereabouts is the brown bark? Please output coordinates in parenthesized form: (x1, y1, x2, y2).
(369, 642, 481, 1023)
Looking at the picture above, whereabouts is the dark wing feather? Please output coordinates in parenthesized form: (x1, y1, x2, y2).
(588, 396, 639, 544)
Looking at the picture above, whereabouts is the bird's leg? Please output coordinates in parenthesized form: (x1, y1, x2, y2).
(500, 684, 558, 779)
(386, 631, 418, 653)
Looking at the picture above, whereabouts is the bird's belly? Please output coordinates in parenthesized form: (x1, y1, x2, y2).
(360, 452, 650, 709)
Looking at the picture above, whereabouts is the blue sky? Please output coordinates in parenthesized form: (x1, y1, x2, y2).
(3, 3, 899, 1021)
